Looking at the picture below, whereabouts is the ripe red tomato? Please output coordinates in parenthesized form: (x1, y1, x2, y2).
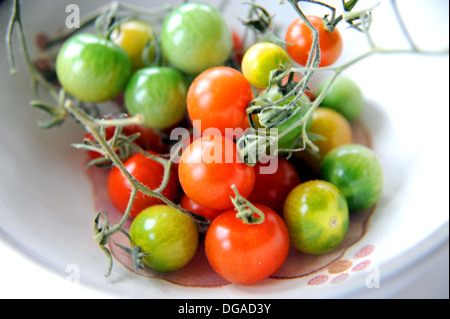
(84, 124, 169, 160)
(107, 152, 179, 218)
(187, 66, 253, 137)
(180, 194, 222, 221)
(84, 126, 117, 160)
(248, 156, 301, 214)
(285, 16, 343, 67)
(122, 124, 169, 154)
(178, 135, 255, 211)
(232, 30, 244, 64)
(205, 204, 290, 285)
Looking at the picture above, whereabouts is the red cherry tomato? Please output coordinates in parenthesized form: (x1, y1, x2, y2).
(180, 194, 222, 221)
(84, 123, 169, 160)
(123, 124, 169, 154)
(107, 151, 179, 218)
(232, 30, 244, 64)
(178, 135, 255, 211)
(205, 204, 290, 285)
(285, 16, 343, 67)
(248, 156, 301, 214)
(187, 66, 253, 137)
(84, 126, 117, 160)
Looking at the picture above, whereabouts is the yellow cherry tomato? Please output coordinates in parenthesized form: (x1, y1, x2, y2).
(110, 19, 156, 71)
(296, 107, 353, 173)
(242, 42, 290, 89)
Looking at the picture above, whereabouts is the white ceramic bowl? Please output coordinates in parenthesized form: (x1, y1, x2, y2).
(0, 0, 448, 298)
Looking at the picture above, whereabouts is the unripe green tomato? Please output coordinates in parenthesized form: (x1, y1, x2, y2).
(283, 180, 349, 255)
(125, 66, 188, 130)
(55, 33, 132, 103)
(129, 205, 199, 272)
(316, 76, 364, 121)
(321, 144, 383, 212)
(161, 2, 232, 76)
(254, 87, 312, 150)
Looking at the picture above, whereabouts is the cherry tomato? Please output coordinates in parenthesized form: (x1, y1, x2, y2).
(84, 126, 117, 160)
(205, 204, 290, 284)
(129, 205, 199, 272)
(317, 76, 364, 121)
(232, 30, 245, 64)
(161, 2, 232, 75)
(107, 152, 179, 218)
(248, 156, 301, 214)
(321, 144, 384, 212)
(285, 16, 343, 67)
(110, 19, 157, 71)
(56, 33, 131, 103)
(122, 124, 169, 154)
(180, 194, 222, 221)
(242, 42, 290, 88)
(283, 180, 349, 255)
(178, 135, 255, 211)
(296, 107, 353, 173)
(125, 66, 188, 130)
(83, 123, 169, 161)
(187, 67, 253, 136)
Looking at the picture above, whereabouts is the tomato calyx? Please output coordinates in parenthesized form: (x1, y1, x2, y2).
(116, 242, 152, 274)
(230, 185, 265, 225)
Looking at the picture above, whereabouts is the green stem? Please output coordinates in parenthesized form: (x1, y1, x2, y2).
(45, 1, 172, 49)
(230, 185, 265, 225)
(7, 0, 59, 100)
(64, 100, 210, 234)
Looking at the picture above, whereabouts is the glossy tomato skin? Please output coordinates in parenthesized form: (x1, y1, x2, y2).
(107, 152, 179, 218)
(56, 33, 131, 103)
(129, 205, 199, 272)
(125, 66, 188, 130)
(242, 42, 290, 88)
(187, 67, 253, 136)
(110, 19, 156, 71)
(283, 180, 349, 255)
(321, 144, 383, 212)
(248, 156, 301, 214)
(296, 107, 353, 173)
(205, 204, 290, 285)
(317, 76, 364, 121)
(178, 135, 255, 211)
(285, 16, 343, 67)
(161, 2, 232, 75)
(180, 194, 222, 221)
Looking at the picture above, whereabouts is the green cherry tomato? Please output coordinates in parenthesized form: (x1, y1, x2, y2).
(125, 66, 188, 130)
(317, 76, 364, 121)
(56, 33, 131, 103)
(242, 42, 290, 88)
(129, 205, 199, 272)
(254, 87, 312, 150)
(321, 144, 384, 212)
(110, 19, 157, 72)
(161, 2, 232, 76)
(283, 180, 349, 255)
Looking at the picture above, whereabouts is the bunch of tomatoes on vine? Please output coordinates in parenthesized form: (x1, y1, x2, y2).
(8, 0, 386, 285)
